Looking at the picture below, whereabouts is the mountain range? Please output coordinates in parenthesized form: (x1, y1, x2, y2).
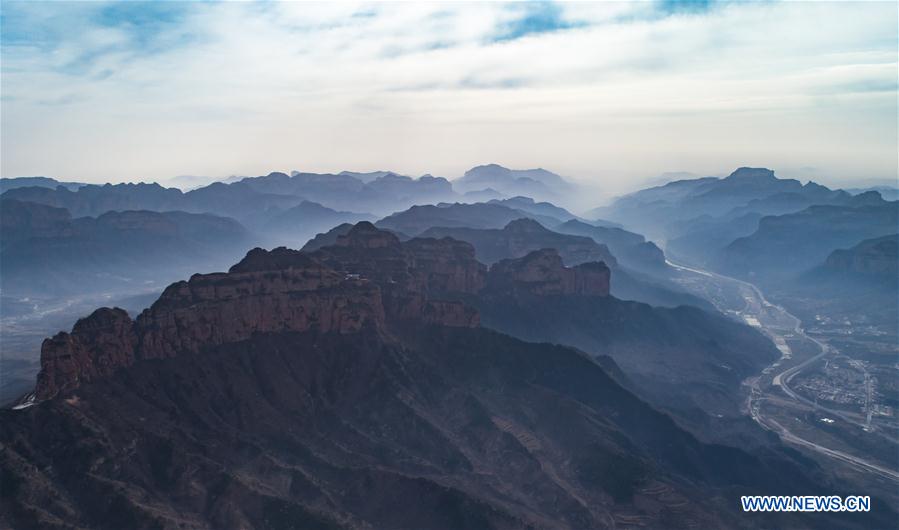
(598, 168, 861, 243)
(596, 167, 898, 283)
(3, 222, 887, 529)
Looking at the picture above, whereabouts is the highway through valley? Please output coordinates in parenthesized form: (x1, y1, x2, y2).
(665, 260, 899, 483)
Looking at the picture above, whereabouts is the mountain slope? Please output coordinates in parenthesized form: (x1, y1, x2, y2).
(717, 199, 898, 281)
(471, 273, 778, 418)
(555, 219, 666, 273)
(821, 233, 898, 277)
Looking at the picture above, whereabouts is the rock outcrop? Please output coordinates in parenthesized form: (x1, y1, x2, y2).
(35, 308, 137, 400)
(135, 267, 385, 360)
(311, 222, 485, 322)
(33, 223, 486, 399)
(487, 248, 611, 297)
(404, 237, 486, 294)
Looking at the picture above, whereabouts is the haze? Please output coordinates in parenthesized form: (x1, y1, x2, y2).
(2, 1, 897, 192)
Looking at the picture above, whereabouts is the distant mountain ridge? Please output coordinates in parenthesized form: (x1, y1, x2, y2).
(376, 202, 564, 235)
(592, 167, 893, 279)
(717, 196, 898, 281)
(454, 163, 573, 202)
(420, 218, 617, 268)
(596, 167, 857, 241)
(0, 199, 252, 297)
(0, 176, 86, 193)
(487, 196, 581, 222)
(1, 164, 578, 225)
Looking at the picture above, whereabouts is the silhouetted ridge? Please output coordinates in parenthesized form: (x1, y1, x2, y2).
(503, 217, 549, 233)
(335, 220, 402, 248)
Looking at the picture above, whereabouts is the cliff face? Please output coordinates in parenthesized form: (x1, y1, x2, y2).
(33, 223, 486, 399)
(404, 237, 486, 294)
(311, 222, 485, 322)
(35, 308, 136, 400)
(487, 249, 611, 297)
(135, 267, 385, 360)
(824, 234, 898, 276)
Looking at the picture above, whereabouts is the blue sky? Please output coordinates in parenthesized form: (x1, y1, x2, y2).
(1, 1, 897, 193)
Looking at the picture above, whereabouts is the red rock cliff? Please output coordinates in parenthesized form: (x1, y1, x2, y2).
(35, 308, 136, 400)
(135, 265, 385, 359)
(33, 223, 486, 399)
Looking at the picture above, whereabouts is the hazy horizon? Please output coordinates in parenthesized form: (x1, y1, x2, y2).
(2, 1, 897, 191)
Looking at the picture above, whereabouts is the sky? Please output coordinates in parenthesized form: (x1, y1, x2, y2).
(2, 1, 897, 194)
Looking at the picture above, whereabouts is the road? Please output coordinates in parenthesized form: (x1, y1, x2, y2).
(665, 260, 899, 483)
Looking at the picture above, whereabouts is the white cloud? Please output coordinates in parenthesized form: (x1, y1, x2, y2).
(1, 1, 896, 193)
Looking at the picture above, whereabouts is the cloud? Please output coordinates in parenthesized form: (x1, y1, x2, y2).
(656, 0, 717, 16)
(1, 1, 896, 191)
(492, 2, 584, 42)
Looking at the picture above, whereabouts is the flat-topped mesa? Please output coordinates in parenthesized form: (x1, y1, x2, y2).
(35, 262, 384, 399)
(487, 249, 610, 297)
(726, 167, 777, 181)
(35, 308, 136, 400)
(135, 262, 385, 359)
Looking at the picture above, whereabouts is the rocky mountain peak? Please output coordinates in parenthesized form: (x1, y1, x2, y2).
(337, 220, 402, 249)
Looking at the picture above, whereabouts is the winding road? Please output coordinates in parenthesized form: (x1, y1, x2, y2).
(665, 260, 899, 483)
